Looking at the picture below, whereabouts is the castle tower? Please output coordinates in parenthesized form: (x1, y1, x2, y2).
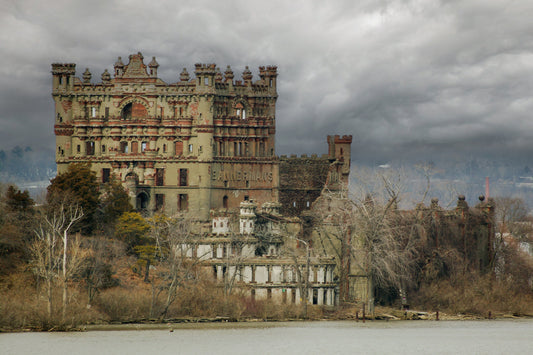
(327, 135, 352, 187)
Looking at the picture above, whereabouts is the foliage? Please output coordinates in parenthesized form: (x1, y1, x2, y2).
(47, 163, 99, 234)
(114, 212, 150, 251)
(77, 237, 120, 304)
(0, 185, 36, 274)
(5, 185, 34, 212)
(411, 271, 533, 315)
(97, 178, 133, 235)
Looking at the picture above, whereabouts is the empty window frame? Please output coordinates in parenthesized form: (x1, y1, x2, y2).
(86, 141, 95, 156)
(102, 168, 110, 183)
(155, 194, 165, 211)
(179, 168, 188, 186)
(156, 168, 165, 186)
(178, 194, 188, 211)
(223, 195, 228, 209)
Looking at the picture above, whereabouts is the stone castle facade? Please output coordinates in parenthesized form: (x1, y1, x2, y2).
(52, 53, 352, 306)
(52, 52, 351, 221)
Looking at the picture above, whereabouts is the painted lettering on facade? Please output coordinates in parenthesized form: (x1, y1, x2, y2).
(212, 168, 273, 182)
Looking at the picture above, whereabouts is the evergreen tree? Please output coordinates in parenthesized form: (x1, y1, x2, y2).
(47, 163, 99, 234)
(97, 178, 133, 236)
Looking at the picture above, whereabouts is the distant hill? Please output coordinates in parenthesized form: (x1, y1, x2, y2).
(0, 145, 55, 197)
(1, 146, 532, 210)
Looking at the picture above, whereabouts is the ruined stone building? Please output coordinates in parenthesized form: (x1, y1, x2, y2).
(52, 52, 351, 221)
(52, 53, 352, 306)
(52, 53, 496, 308)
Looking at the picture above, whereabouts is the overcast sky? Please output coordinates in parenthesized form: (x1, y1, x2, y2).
(1, 0, 533, 166)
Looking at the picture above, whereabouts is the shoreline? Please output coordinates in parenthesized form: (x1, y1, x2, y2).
(3, 309, 532, 333)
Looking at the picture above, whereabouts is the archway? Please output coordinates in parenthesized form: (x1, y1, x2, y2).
(136, 191, 149, 210)
(223, 195, 228, 209)
(122, 102, 148, 120)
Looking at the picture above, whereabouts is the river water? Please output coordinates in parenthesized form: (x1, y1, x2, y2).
(2, 320, 532, 355)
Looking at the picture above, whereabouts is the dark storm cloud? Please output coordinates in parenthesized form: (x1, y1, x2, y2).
(1, 0, 533, 164)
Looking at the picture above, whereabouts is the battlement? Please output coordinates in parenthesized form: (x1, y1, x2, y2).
(55, 53, 277, 89)
(51, 63, 76, 75)
(194, 63, 217, 74)
(328, 135, 353, 144)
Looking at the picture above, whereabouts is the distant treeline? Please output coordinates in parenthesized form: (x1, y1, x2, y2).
(0, 145, 56, 183)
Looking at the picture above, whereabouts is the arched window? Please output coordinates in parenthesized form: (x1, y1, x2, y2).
(121, 102, 147, 120)
(235, 103, 246, 120)
(223, 195, 228, 209)
(122, 103, 132, 119)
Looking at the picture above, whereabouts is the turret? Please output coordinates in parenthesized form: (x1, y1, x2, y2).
(214, 67, 223, 83)
(148, 56, 159, 77)
(179, 68, 190, 82)
(114, 56, 125, 77)
(327, 135, 352, 175)
(242, 66, 253, 85)
(82, 68, 92, 84)
(224, 65, 234, 84)
(51, 63, 76, 91)
(101, 69, 111, 84)
(194, 63, 217, 91)
(259, 65, 278, 91)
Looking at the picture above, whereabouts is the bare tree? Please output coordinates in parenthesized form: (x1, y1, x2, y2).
(312, 167, 419, 312)
(494, 197, 531, 241)
(281, 236, 311, 318)
(493, 196, 533, 283)
(147, 213, 207, 319)
(30, 199, 85, 319)
(221, 223, 250, 298)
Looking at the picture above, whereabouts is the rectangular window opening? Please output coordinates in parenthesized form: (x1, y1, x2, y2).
(86, 141, 95, 156)
(156, 168, 165, 186)
(102, 168, 110, 183)
(120, 142, 128, 153)
(179, 168, 188, 186)
(155, 194, 165, 211)
(178, 194, 188, 211)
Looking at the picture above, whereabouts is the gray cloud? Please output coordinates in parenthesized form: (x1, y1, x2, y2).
(1, 0, 533, 165)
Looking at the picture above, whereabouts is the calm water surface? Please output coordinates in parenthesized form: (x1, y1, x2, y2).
(2, 320, 532, 355)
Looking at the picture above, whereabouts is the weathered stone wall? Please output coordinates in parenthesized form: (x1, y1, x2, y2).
(279, 155, 331, 216)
